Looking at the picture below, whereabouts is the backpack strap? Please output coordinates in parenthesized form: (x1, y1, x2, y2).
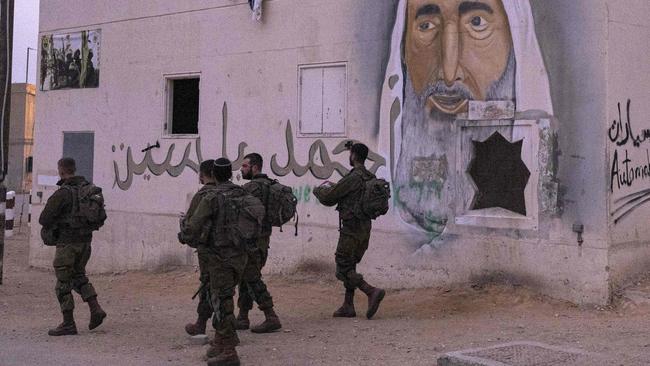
(61, 185, 80, 217)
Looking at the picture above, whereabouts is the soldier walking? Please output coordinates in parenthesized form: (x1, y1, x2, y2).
(180, 160, 217, 336)
(235, 153, 282, 333)
(39, 158, 107, 336)
(181, 158, 264, 366)
(313, 143, 386, 319)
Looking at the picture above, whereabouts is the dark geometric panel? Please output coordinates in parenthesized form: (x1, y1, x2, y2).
(468, 132, 530, 215)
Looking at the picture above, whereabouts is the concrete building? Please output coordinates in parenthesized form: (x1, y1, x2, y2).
(7, 83, 35, 193)
(30, 0, 650, 305)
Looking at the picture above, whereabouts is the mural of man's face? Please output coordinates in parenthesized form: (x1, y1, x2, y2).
(405, 0, 513, 115)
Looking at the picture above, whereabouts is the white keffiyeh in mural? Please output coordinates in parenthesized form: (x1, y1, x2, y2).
(377, 0, 553, 235)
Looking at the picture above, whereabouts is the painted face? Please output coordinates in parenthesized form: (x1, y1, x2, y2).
(405, 0, 513, 115)
(240, 158, 253, 180)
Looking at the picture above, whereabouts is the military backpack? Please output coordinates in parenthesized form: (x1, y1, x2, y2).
(262, 180, 298, 228)
(62, 182, 107, 234)
(216, 187, 266, 251)
(354, 176, 391, 220)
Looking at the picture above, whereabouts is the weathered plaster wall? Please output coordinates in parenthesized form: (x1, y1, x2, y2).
(604, 0, 650, 288)
(31, 0, 640, 305)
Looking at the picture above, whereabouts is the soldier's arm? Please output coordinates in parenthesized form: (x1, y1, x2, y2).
(181, 195, 215, 243)
(183, 193, 204, 223)
(313, 174, 360, 206)
(38, 189, 68, 227)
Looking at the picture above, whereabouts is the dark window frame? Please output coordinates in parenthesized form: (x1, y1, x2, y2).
(164, 73, 201, 137)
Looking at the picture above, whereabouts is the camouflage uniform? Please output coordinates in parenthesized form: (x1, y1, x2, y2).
(181, 181, 248, 344)
(238, 174, 274, 313)
(180, 183, 218, 332)
(314, 165, 386, 319)
(39, 176, 98, 313)
(314, 167, 373, 290)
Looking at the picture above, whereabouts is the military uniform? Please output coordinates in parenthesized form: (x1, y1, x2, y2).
(180, 182, 218, 335)
(181, 181, 248, 361)
(39, 176, 106, 335)
(237, 174, 281, 333)
(313, 165, 386, 319)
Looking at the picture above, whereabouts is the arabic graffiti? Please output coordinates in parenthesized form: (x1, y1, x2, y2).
(609, 100, 650, 147)
(271, 121, 386, 179)
(112, 139, 202, 191)
(112, 102, 387, 191)
(608, 99, 650, 223)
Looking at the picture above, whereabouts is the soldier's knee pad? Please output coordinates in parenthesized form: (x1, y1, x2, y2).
(54, 266, 74, 283)
(347, 271, 364, 287)
(55, 281, 72, 295)
(250, 280, 268, 295)
(218, 297, 235, 315)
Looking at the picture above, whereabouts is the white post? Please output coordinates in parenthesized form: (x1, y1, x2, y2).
(5, 190, 13, 237)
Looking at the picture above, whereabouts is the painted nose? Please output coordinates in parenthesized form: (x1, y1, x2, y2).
(440, 21, 461, 86)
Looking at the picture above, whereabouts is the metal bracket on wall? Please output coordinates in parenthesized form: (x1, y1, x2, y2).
(572, 223, 584, 246)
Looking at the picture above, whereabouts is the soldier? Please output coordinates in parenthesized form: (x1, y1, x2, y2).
(313, 143, 386, 319)
(180, 158, 249, 366)
(39, 158, 107, 336)
(180, 159, 216, 336)
(235, 153, 282, 333)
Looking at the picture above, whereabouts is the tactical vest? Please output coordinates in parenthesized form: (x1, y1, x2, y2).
(337, 168, 374, 220)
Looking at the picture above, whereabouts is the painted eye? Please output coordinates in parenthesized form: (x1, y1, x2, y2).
(469, 16, 488, 31)
(418, 21, 436, 32)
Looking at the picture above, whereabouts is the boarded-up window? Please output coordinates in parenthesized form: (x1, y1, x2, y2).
(63, 132, 94, 182)
(298, 63, 346, 137)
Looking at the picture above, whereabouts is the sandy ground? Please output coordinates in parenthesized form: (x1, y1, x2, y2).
(2, 229, 650, 366)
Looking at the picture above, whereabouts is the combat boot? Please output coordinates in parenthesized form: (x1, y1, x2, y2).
(358, 280, 385, 319)
(250, 308, 282, 333)
(332, 289, 356, 318)
(206, 331, 239, 359)
(48, 310, 78, 336)
(234, 310, 250, 330)
(186, 313, 211, 335)
(207, 336, 240, 366)
(87, 296, 107, 330)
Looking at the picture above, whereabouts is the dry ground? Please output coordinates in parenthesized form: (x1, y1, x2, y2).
(2, 229, 650, 365)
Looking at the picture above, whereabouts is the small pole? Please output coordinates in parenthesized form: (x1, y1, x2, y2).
(0, 0, 15, 285)
(25, 47, 35, 84)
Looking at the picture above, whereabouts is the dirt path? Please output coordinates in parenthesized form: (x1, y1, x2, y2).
(1, 229, 649, 365)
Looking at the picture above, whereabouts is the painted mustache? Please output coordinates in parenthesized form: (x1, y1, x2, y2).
(422, 82, 473, 114)
(423, 81, 473, 100)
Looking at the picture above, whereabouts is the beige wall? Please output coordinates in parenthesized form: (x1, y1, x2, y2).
(30, 0, 650, 304)
(604, 0, 650, 288)
(7, 83, 35, 193)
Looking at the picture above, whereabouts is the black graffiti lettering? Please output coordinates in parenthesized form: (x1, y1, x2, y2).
(610, 149, 650, 193)
(608, 99, 650, 148)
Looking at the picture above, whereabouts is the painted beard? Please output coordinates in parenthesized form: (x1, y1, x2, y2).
(393, 51, 516, 236)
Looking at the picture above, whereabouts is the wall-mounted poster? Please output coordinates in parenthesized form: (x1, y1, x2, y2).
(39, 29, 101, 91)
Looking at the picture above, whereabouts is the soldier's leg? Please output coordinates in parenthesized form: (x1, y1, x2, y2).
(333, 233, 361, 318)
(235, 263, 254, 330)
(70, 242, 106, 330)
(354, 224, 386, 319)
(206, 251, 247, 363)
(247, 245, 281, 333)
(71, 242, 98, 301)
(186, 251, 212, 335)
(49, 244, 78, 336)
